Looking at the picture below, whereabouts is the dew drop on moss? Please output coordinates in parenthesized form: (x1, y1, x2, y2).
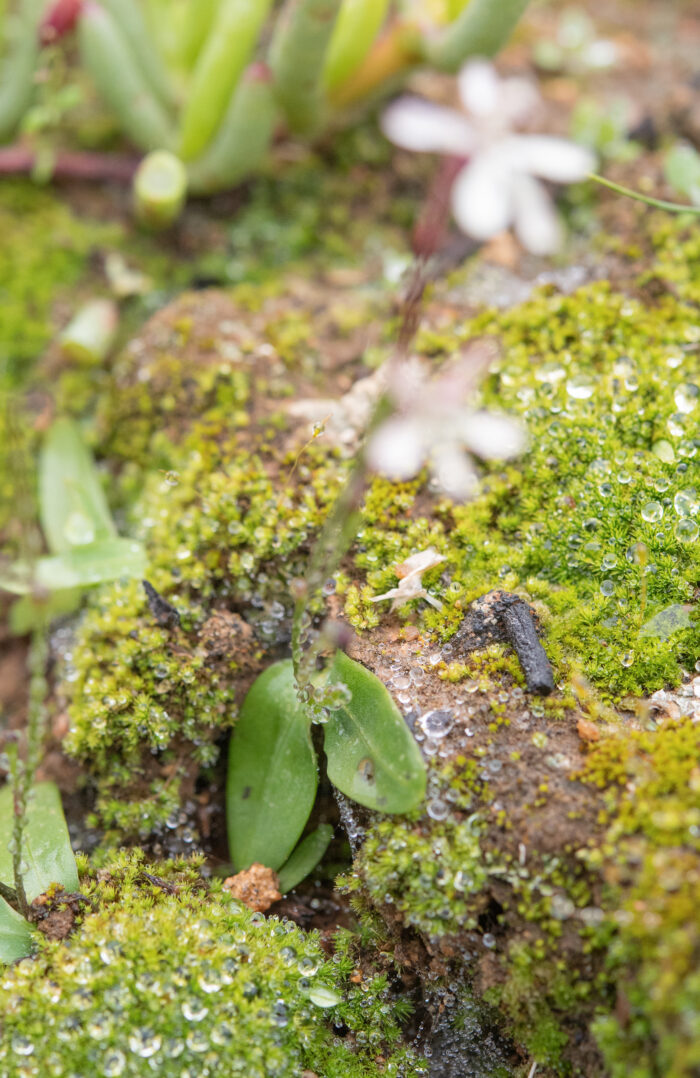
(641, 501, 663, 523)
(675, 519, 699, 543)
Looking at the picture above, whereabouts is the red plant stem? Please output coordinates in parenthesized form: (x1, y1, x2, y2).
(40, 0, 84, 44)
(411, 153, 465, 259)
(0, 145, 139, 182)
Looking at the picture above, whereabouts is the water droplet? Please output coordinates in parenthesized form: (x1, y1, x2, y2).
(674, 383, 700, 413)
(601, 553, 618, 570)
(535, 361, 566, 384)
(427, 798, 449, 821)
(182, 999, 208, 1022)
(641, 501, 663, 523)
(163, 470, 180, 486)
(600, 579, 615, 596)
(63, 510, 96, 546)
(11, 1037, 34, 1057)
(418, 709, 454, 739)
(102, 1050, 126, 1077)
(674, 488, 698, 517)
(566, 374, 594, 400)
(482, 933, 496, 949)
(620, 651, 635, 668)
(185, 1029, 209, 1053)
(676, 519, 699, 543)
(127, 1030, 161, 1058)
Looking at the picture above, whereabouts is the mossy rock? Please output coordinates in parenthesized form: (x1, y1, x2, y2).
(49, 221, 700, 1074)
(0, 851, 423, 1078)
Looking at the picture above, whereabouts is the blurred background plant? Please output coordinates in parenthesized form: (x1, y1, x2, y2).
(0, 0, 532, 224)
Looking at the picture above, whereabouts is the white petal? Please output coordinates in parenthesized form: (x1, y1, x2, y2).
(430, 443, 479, 501)
(457, 60, 501, 118)
(511, 173, 562, 255)
(450, 154, 514, 240)
(381, 97, 476, 155)
(462, 411, 527, 459)
(498, 77, 540, 126)
(366, 418, 425, 481)
(396, 548, 446, 580)
(502, 135, 595, 182)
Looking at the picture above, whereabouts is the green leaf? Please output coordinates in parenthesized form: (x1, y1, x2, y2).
(0, 782, 80, 901)
(227, 660, 318, 872)
(323, 652, 426, 814)
(277, 823, 333, 894)
(33, 538, 146, 591)
(0, 896, 34, 964)
(664, 143, 700, 207)
(39, 417, 115, 555)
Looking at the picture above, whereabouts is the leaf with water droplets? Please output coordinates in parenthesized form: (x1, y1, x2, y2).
(33, 538, 146, 591)
(39, 417, 116, 554)
(323, 652, 426, 814)
(0, 896, 34, 964)
(227, 660, 318, 872)
(0, 781, 80, 901)
(277, 823, 333, 894)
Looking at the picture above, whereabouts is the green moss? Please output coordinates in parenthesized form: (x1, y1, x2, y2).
(0, 850, 424, 1078)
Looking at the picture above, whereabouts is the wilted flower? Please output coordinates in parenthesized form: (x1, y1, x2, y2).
(381, 59, 596, 254)
(366, 348, 526, 501)
(370, 548, 446, 610)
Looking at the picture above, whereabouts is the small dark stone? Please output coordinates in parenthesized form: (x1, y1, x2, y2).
(142, 580, 181, 630)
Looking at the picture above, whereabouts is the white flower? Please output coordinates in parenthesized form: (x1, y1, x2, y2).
(381, 59, 596, 255)
(370, 548, 446, 610)
(366, 348, 526, 501)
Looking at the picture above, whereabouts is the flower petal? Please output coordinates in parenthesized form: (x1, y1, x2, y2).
(511, 173, 562, 255)
(381, 97, 476, 155)
(457, 60, 501, 118)
(430, 442, 479, 501)
(503, 135, 595, 182)
(450, 154, 514, 240)
(462, 411, 527, 460)
(366, 417, 425, 481)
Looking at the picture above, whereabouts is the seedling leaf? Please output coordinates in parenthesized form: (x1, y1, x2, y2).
(0, 896, 34, 964)
(323, 651, 426, 813)
(277, 823, 333, 894)
(33, 538, 146, 591)
(227, 660, 318, 872)
(39, 417, 115, 555)
(0, 782, 79, 901)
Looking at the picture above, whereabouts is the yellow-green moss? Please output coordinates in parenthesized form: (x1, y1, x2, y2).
(0, 850, 424, 1078)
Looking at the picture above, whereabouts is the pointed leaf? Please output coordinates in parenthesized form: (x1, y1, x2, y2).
(39, 417, 116, 555)
(33, 538, 146, 591)
(0, 782, 79, 901)
(277, 823, 333, 894)
(227, 660, 318, 872)
(323, 651, 426, 813)
(0, 896, 35, 964)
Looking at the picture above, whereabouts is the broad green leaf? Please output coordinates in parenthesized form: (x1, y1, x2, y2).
(39, 417, 115, 555)
(323, 652, 426, 814)
(227, 660, 318, 872)
(665, 143, 700, 207)
(277, 823, 333, 894)
(0, 896, 34, 964)
(0, 782, 79, 901)
(33, 538, 146, 591)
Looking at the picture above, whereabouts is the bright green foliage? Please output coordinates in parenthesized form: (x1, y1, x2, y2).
(0, 782, 79, 902)
(0, 851, 424, 1078)
(324, 651, 427, 813)
(39, 418, 116, 552)
(0, 897, 34, 965)
(227, 660, 318, 872)
(277, 823, 334, 893)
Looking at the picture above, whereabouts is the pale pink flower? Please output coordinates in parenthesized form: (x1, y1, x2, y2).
(366, 350, 526, 501)
(370, 548, 446, 610)
(382, 59, 596, 255)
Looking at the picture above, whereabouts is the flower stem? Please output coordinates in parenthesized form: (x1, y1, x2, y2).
(589, 172, 700, 215)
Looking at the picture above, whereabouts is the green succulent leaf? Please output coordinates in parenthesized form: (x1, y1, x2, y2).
(323, 651, 426, 814)
(0, 782, 80, 901)
(227, 660, 318, 872)
(39, 417, 116, 555)
(277, 823, 334, 894)
(0, 896, 34, 964)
